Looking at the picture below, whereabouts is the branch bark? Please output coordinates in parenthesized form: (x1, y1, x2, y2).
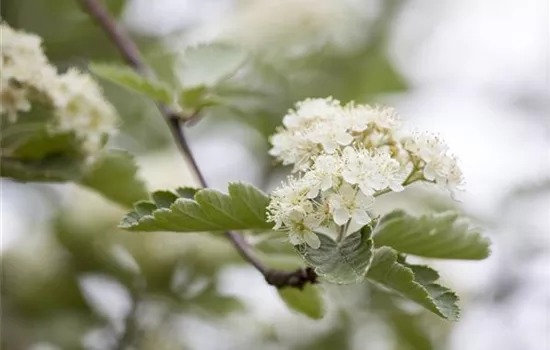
(79, 0, 317, 290)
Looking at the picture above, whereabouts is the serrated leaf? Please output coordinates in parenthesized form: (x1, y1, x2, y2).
(297, 226, 374, 284)
(373, 210, 491, 260)
(175, 44, 247, 88)
(90, 63, 173, 104)
(278, 284, 325, 319)
(175, 187, 198, 199)
(366, 247, 460, 320)
(228, 182, 271, 227)
(79, 150, 148, 207)
(119, 183, 272, 232)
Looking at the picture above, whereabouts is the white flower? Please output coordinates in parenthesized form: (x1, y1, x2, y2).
(342, 103, 373, 132)
(1, 22, 119, 158)
(372, 150, 411, 192)
(368, 105, 402, 130)
(0, 22, 57, 121)
(267, 176, 326, 248)
(0, 81, 31, 121)
(341, 147, 379, 196)
(283, 97, 341, 130)
(446, 157, 465, 198)
(49, 68, 118, 154)
(426, 155, 464, 197)
(285, 210, 323, 249)
(329, 183, 373, 226)
(404, 132, 448, 163)
(269, 129, 319, 171)
(308, 118, 353, 154)
(267, 176, 315, 229)
(342, 103, 401, 132)
(304, 154, 342, 198)
(269, 97, 356, 170)
(405, 132, 465, 194)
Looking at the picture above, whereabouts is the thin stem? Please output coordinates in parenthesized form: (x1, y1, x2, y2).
(373, 169, 425, 197)
(79, 0, 316, 290)
(336, 222, 349, 243)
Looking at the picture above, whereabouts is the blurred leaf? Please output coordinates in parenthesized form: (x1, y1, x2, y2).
(190, 288, 245, 316)
(296, 225, 374, 284)
(390, 314, 434, 350)
(373, 210, 491, 260)
(0, 154, 83, 182)
(175, 43, 247, 88)
(90, 63, 174, 104)
(366, 247, 460, 320)
(10, 129, 79, 160)
(178, 85, 207, 108)
(2, 239, 91, 316)
(369, 288, 435, 350)
(297, 312, 351, 350)
(0, 105, 87, 182)
(79, 149, 149, 207)
(278, 284, 325, 319)
(361, 48, 407, 96)
(119, 183, 271, 232)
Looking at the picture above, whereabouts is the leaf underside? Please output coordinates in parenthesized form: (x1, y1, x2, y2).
(296, 226, 374, 284)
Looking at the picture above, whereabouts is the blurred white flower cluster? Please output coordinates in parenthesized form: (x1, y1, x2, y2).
(267, 97, 464, 248)
(0, 22, 118, 156)
(205, 0, 371, 58)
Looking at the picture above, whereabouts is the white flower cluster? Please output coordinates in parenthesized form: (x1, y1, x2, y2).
(1, 22, 118, 156)
(403, 132, 464, 197)
(215, 0, 370, 58)
(269, 97, 402, 171)
(267, 97, 464, 248)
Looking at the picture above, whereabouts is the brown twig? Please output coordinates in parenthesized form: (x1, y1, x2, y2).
(79, 0, 317, 289)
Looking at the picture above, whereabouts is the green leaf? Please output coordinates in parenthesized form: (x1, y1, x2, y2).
(296, 226, 374, 284)
(175, 43, 247, 88)
(361, 48, 407, 95)
(278, 284, 325, 319)
(90, 63, 173, 104)
(11, 130, 80, 159)
(373, 210, 491, 260)
(119, 182, 272, 232)
(0, 154, 83, 182)
(178, 86, 207, 109)
(366, 247, 460, 320)
(79, 150, 149, 207)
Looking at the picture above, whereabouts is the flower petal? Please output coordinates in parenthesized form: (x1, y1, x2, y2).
(303, 231, 321, 249)
(322, 140, 338, 154)
(321, 176, 332, 191)
(333, 208, 350, 225)
(288, 232, 303, 246)
(390, 183, 405, 192)
(352, 209, 371, 226)
(336, 132, 354, 146)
